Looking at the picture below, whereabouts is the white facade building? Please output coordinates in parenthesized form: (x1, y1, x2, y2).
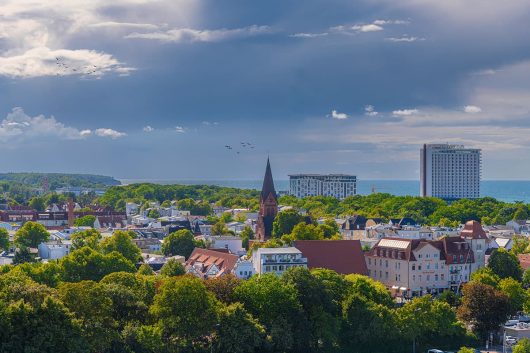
(420, 144, 481, 199)
(252, 247, 308, 275)
(289, 174, 357, 199)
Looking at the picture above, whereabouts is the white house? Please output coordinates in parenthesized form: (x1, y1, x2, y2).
(209, 236, 245, 255)
(234, 259, 255, 279)
(38, 240, 72, 260)
(252, 247, 308, 275)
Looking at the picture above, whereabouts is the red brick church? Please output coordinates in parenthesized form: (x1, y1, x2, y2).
(255, 158, 278, 242)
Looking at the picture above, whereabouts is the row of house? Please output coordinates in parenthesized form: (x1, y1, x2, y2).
(183, 239, 368, 280)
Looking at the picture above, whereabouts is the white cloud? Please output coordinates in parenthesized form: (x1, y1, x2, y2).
(329, 110, 349, 120)
(88, 22, 160, 30)
(365, 105, 379, 116)
(201, 121, 219, 126)
(95, 128, 127, 139)
(289, 32, 328, 38)
(464, 105, 482, 113)
(0, 0, 199, 78)
(385, 36, 425, 42)
(125, 25, 271, 43)
(352, 24, 383, 32)
(0, 107, 90, 142)
(392, 109, 419, 116)
(0, 47, 133, 78)
(175, 126, 186, 133)
(143, 125, 154, 132)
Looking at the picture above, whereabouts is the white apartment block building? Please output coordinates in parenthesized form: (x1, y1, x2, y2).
(252, 247, 308, 275)
(420, 144, 481, 199)
(289, 174, 357, 199)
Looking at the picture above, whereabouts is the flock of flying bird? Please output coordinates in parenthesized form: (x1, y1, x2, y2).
(55, 57, 100, 76)
(224, 142, 255, 155)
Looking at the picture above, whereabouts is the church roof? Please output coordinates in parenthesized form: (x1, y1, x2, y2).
(261, 157, 277, 202)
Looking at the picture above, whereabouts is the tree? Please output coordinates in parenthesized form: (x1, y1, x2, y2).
(137, 263, 155, 276)
(498, 277, 529, 314)
(512, 235, 530, 255)
(150, 276, 219, 351)
(0, 228, 9, 251)
(204, 274, 242, 304)
(28, 196, 46, 212)
(458, 348, 476, 353)
(514, 338, 530, 353)
(12, 247, 36, 264)
(159, 259, 185, 276)
(0, 293, 86, 353)
(513, 206, 529, 221)
(397, 296, 469, 353)
(272, 209, 304, 237)
(457, 282, 510, 339)
(100, 230, 141, 263)
(213, 303, 267, 353)
(290, 223, 324, 241)
(59, 280, 118, 352)
(438, 289, 462, 307)
(341, 293, 398, 353)
(488, 248, 523, 281)
(344, 274, 394, 307)
(147, 209, 160, 219)
(470, 267, 500, 287)
(234, 273, 304, 352)
(60, 247, 136, 282)
(74, 215, 96, 227)
(282, 267, 339, 351)
(14, 221, 49, 248)
(240, 226, 254, 250)
(211, 220, 229, 235)
(161, 229, 195, 258)
(70, 229, 101, 250)
(319, 218, 340, 239)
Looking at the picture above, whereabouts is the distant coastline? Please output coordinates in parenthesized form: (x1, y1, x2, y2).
(119, 179, 530, 203)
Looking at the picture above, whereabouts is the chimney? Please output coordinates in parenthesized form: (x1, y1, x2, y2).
(67, 199, 74, 228)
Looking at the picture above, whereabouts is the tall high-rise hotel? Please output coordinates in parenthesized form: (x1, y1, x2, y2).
(420, 144, 481, 199)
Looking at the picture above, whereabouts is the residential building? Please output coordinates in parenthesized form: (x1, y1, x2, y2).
(255, 158, 278, 242)
(252, 247, 307, 275)
(289, 174, 357, 199)
(341, 215, 367, 239)
(209, 235, 245, 255)
(293, 240, 368, 275)
(420, 143, 481, 199)
(365, 222, 488, 297)
(185, 248, 241, 279)
(132, 238, 161, 253)
(365, 236, 475, 297)
(38, 239, 71, 259)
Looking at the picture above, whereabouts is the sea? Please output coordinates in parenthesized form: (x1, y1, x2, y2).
(119, 179, 530, 204)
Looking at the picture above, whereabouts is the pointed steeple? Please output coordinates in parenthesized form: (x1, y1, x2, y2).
(261, 157, 277, 201)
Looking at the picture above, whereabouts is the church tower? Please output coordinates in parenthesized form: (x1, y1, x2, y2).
(256, 158, 278, 242)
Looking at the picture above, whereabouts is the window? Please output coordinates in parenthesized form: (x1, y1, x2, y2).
(418, 265, 422, 270)
(435, 274, 438, 281)
(412, 265, 416, 271)
(427, 275, 430, 281)
(413, 275, 416, 281)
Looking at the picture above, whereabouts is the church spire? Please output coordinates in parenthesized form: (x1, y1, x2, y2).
(261, 157, 277, 201)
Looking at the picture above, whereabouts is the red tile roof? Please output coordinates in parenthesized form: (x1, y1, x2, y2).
(185, 248, 239, 278)
(460, 220, 488, 240)
(293, 240, 368, 275)
(519, 254, 530, 270)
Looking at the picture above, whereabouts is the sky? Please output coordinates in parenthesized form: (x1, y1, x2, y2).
(1, 0, 530, 181)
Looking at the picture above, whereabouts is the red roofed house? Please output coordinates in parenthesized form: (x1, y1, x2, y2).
(459, 220, 487, 273)
(293, 240, 368, 275)
(185, 248, 254, 279)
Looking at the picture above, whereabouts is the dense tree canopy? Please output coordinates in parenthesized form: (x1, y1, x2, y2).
(14, 221, 49, 248)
